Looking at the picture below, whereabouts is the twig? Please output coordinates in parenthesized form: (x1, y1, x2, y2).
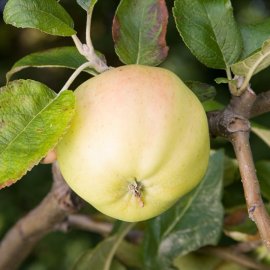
(200, 246, 270, 270)
(250, 90, 270, 118)
(231, 240, 262, 253)
(57, 214, 144, 244)
(64, 214, 113, 236)
(0, 163, 82, 270)
(60, 62, 94, 92)
(207, 88, 270, 249)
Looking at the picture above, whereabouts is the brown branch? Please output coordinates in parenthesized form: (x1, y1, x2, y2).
(231, 132, 270, 248)
(251, 90, 270, 118)
(60, 214, 113, 236)
(200, 246, 270, 270)
(0, 162, 82, 270)
(231, 240, 262, 253)
(207, 88, 270, 250)
(58, 214, 144, 244)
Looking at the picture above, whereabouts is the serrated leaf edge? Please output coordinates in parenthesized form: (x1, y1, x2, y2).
(0, 90, 75, 189)
(172, 5, 227, 69)
(4, 3, 76, 37)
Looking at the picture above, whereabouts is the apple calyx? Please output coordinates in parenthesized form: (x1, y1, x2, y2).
(128, 179, 144, 207)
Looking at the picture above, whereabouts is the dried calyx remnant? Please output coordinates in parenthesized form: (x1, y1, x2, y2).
(128, 178, 144, 207)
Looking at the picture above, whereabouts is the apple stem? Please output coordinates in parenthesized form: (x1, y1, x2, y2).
(128, 179, 144, 208)
(60, 61, 95, 92)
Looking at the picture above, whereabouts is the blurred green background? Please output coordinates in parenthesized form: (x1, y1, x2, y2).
(1, 0, 270, 269)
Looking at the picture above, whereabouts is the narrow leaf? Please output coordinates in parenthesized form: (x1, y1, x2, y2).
(185, 81, 216, 102)
(143, 151, 224, 270)
(3, 0, 76, 36)
(251, 123, 270, 148)
(0, 80, 75, 189)
(240, 18, 270, 58)
(231, 39, 270, 82)
(112, 0, 169, 66)
(6, 46, 97, 81)
(76, 0, 98, 12)
(215, 77, 230, 84)
(73, 222, 134, 270)
(173, 0, 242, 69)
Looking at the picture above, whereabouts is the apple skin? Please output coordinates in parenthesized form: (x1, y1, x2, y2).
(56, 65, 210, 222)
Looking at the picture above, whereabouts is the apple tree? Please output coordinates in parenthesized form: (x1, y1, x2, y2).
(1, 0, 270, 269)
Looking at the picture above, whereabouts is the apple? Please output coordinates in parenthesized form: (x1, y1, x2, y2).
(56, 65, 210, 222)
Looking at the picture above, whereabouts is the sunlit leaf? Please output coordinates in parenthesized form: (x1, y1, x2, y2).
(231, 39, 270, 89)
(3, 0, 75, 36)
(0, 80, 75, 188)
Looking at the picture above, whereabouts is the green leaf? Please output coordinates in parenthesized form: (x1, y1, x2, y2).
(111, 260, 126, 270)
(6, 46, 96, 81)
(251, 123, 270, 148)
(185, 81, 216, 102)
(73, 222, 134, 270)
(214, 77, 230, 84)
(143, 151, 224, 270)
(0, 80, 75, 189)
(116, 241, 142, 268)
(256, 161, 270, 201)
(231, 39, 270, 86)
(202, 100, 224, 112)
(3, 0, 76, 36)
(173, 0, 242, 69)
(240, 18, 270, 59)
(112, 0, 169, 66)
(223, 156, 239, 187)
(76, 0, 98, 12)
(173, 253, 221, 270)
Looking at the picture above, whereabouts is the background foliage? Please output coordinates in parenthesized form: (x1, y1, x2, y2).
(1, 0, 270, 269)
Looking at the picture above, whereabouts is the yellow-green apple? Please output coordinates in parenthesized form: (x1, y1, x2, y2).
(56, 65, 210, 222)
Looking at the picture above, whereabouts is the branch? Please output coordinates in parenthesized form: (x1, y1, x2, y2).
(0, 163, 82, 270)
(59, 214, 113, 236)
(207, 88, 270, 249)
(57, 214, 144, 244)
(230, 132, 270, 248)
(60, 61, 95, 92)
(250, 90, 270, 118)
(200, 246, 270, 270)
